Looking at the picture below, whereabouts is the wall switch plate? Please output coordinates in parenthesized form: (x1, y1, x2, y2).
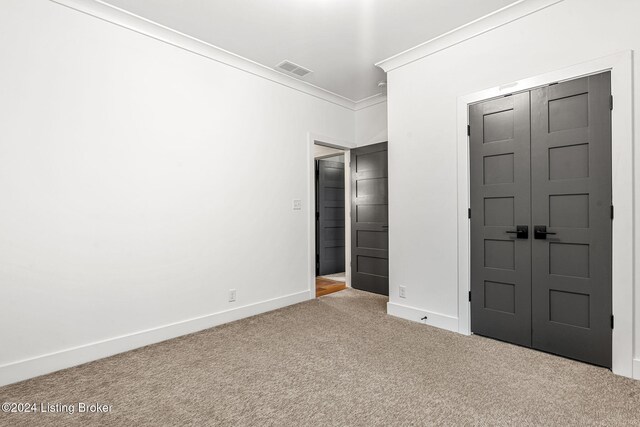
(229, 289, 236, 302)
(399, 286, 406, 298)
(293, 199, 302, 210)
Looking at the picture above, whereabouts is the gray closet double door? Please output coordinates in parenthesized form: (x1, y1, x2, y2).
(470, 72, 612, 368)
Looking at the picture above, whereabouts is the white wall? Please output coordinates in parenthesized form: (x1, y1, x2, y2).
(355, 101, 388, 146)
(386, 0, 640, 365)
(0, 0, 354, 385)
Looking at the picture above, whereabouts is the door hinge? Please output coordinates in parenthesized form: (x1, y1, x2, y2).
(610, 95, 614, 111)
(468, 208, 471, 219)
(611, 314, 614, 329)
(316, 254, 320, 261)
(467, 125, 471, 136)
(611, 205, 614, 220)
(468, 291, 471, 302)
(316, 211, 320, 220)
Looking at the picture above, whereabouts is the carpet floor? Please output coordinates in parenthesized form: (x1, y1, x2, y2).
(1, 289, 640, 426)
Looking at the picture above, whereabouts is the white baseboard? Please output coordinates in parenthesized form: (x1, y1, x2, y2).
(387, 302, 458, 332)
(632, 359, 640, 380)
(0, 291, 309, 387)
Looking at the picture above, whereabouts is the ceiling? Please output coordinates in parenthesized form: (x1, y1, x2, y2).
(101, 0, 518, 102)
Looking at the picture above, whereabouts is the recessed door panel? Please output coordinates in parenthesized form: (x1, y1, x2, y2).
(548, 143, 589, 180)
(549, 194, 589, 228)
(356, 204, 387, 223)
(356, 230, 388, 250)
(484, 240, 515, 270)
(548, 243, 590, 278)
(484, 197, 514, 226)
(483, 154, 515, 184)
(484, 281, 516, 314)
(483, 109, 514, 143)
(549, 290, 590, 328)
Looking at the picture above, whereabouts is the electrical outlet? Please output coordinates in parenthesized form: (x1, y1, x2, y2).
(293, 199, 302, 210)
(399, 286, 406, 298)
(229, 289, 237, 302)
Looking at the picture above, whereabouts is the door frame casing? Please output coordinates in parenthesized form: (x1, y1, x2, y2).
(456, 51, 634, 378)
(307, 133, 356, 300)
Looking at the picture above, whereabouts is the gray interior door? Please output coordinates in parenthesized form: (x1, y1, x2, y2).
(350, 142, 388, 295)
(316, 159, 345, 276)
(530, 73, 612, 367)
(470, 92, 532, 347)
(469, 72, 612, 368)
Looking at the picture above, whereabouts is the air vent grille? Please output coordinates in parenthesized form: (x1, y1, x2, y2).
(276, 60, 312, 78)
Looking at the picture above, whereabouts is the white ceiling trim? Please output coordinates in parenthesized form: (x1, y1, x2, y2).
(354, 94, 387, 111)
(376, 0, 565, 73)
(49, 0, 359, 110)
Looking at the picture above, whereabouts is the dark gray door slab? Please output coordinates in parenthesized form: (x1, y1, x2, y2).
(350, 142, 389, 296)
(317, 159, 345, 276)
(469, 72, 612, 368)
(530, 72, 612, 367)
(470, 92, 532, 347)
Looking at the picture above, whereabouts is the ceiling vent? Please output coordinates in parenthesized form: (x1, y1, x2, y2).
(276, 60, 312, 78)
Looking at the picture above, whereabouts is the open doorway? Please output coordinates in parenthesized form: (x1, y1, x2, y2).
(314, 143, 348, 297)
(309, 138, 389, 299)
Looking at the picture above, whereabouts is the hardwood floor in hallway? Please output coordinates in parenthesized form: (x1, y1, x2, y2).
(315, 277, 346, 297)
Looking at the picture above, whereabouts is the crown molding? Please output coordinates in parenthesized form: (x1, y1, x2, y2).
(376, 0, 565, 73)
(354, 94, 387, 111)
(50, 0, 359, 110)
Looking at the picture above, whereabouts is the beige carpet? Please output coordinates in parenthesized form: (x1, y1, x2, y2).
(1, 289, 640, 426)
